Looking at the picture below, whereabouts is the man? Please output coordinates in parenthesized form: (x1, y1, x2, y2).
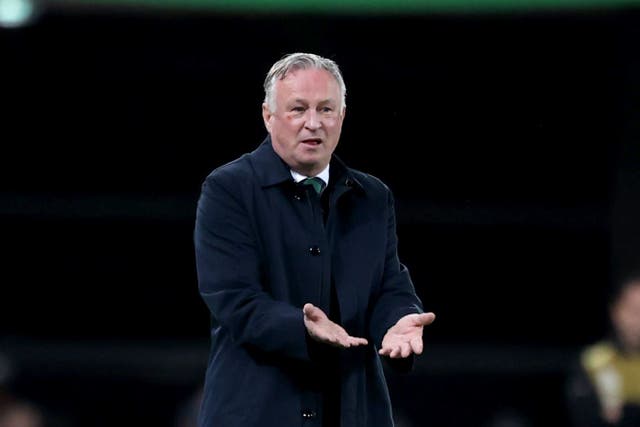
(194, 52, 435, 427)
(566, 272, 640, 427)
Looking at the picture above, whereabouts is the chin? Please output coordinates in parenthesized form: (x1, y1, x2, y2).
(296, 156, 322, 167)
(292, 160, 321, 174)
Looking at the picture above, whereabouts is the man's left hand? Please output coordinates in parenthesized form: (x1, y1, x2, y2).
(378, 312, 436, 358)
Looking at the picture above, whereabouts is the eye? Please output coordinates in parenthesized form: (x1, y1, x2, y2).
(291, 106, 305, 112)
(321, 107, 333, 113)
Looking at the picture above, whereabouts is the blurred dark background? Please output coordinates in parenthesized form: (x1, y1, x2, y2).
(2, 1, 640, 426)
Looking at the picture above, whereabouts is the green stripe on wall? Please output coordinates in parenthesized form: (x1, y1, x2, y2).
(58, 0, 640, 14)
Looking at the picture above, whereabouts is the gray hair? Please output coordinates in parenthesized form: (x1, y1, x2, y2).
(263, 52, 347, 112)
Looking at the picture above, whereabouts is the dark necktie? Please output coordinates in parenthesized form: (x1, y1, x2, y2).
(301, 177, 325, 195)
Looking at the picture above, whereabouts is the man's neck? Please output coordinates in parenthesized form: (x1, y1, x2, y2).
(290, 163, 330, 186)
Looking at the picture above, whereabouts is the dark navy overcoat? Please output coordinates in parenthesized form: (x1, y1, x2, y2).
(194, 137, 424, 427)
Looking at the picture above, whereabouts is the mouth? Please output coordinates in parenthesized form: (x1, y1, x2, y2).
(300, 138, 322, 146)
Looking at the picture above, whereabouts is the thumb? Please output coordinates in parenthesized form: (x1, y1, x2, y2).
(415, 312, 436, 326)
(303, 303, 322, 320)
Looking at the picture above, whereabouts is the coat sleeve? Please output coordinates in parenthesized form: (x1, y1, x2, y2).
(194, 175, 311, 362)
(565, 356, 608, 427)
(368, 188, 424, 351)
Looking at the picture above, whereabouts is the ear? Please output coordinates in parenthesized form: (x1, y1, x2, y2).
(262, 103, 273, 133)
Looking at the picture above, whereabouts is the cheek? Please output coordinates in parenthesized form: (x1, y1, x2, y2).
(326, 117, 344, 135)
(620, 312, 640, 332)
(274, 121, 297, 140)
(284, 119, 304, 135)
(324, 117, 339, 128)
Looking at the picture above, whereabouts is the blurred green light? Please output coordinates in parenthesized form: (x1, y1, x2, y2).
(0, 0, 35, 28)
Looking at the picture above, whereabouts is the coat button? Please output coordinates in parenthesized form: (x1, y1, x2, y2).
(309, 246, 321, 256)
(345, 178, 353, 187)
(301, 409, 317, 419)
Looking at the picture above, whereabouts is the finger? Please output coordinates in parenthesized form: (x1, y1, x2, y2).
(415, 312, 436, 326)
(332, 336, 346, 348)
(307, 321, 341, 345)
(349, 337, 368, 346)
(390, 345, 401, 359)
(346, 337, 364, 347)
(400, 342, 411, 358)
(303, 303, 324, 321)
(334, 331, 351, 348)
(410, 337, 423, 355)
(303, 303, 315, 316)
(379, 346, 391, 356)
(336, 338, 354, 349)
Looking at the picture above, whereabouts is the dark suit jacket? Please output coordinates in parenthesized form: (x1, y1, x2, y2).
(194, 137, 424, 427)
(566, 346, 640, 427)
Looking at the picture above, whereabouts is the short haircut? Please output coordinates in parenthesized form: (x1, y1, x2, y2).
(263, 52, 346, 112)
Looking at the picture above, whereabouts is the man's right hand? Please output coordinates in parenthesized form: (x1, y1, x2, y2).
(303, 303, 368, 348)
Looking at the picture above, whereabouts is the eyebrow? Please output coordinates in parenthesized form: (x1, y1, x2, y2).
(291, 98, 336, 105)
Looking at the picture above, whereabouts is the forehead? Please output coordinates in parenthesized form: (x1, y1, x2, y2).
(275, 68, 340, 100)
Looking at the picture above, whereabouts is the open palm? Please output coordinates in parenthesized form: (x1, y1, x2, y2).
(303, 303, 368, 348)
(379, 312, 436, 358)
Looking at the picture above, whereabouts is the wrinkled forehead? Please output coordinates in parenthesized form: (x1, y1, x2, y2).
(275, 68, 341, 100)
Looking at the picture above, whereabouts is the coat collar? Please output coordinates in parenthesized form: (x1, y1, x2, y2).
(251, 136, 293, 188)
(252, 135, 364, 193)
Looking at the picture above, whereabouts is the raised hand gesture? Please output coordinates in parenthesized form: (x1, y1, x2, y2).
(379, 312, 436, 358)
(303, 303, 368, 348)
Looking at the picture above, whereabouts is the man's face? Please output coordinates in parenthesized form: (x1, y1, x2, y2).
(612, 281, 640, 352)
(262, 67, 345, 176)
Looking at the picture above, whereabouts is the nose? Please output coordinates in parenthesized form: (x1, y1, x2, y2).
(304, 109, 321, 131)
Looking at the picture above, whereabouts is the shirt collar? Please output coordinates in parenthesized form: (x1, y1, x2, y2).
(290, 164, 330, 187)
